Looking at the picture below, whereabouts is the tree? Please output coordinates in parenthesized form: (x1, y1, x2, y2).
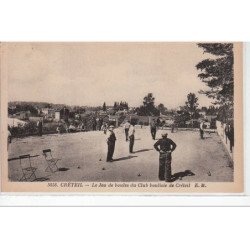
(184, 93, 199, 127)
(143, 93, 155, 107)
(45, 103, 52, 108)
(174, 111, 190, 128)
(185, 93, 199, 114)
(158, 103, 164, 111)
(158, 103, 168, 115)
(206, 105, 218, 116)
(60, 107, 70, 122)
(74, 106, 85, 114)
(196, 43, 234, 107)
(217, 104, 233, 123)
(114, 102, 118, 111)
(136, 93, 160, 116)
(103, 102, 107, 111)
(113, 101, 129, 111)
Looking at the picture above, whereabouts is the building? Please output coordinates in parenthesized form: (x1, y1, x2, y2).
(54, 111, 61, 121)
(14, 111, 31, 120)
(115, 110, 128, 116)
(29, 116, 42, 123)
(108, 115, 119, 127)
(41, 108, 55, 118)
(107, 108, 116, 115)
(41, 108, 49, 115)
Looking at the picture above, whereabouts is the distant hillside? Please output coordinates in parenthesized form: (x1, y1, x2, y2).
(9, 101, 77, 110)
(8, 101, 105, 111)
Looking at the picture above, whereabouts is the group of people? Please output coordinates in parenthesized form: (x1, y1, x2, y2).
(92, 117, 104, 131)
(105, 120, 177, 182)
(105, 120, 136, 162)
(200, 120, 234, 154)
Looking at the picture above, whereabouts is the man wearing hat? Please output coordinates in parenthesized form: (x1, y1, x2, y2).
(106, 125, 116, 162)
(128, 123, 135, 153)
(124, 120, 131, 141)
(154, 132, 177, 182)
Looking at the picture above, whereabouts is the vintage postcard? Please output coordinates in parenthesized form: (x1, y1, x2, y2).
(0, 42, 243, 193)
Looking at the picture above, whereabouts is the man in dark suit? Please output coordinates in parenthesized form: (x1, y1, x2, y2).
(106, 125, 116, 162)
(154, 132, 177, 182)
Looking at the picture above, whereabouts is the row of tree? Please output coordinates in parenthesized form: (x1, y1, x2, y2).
(135, 93, 160, 116)
(102, 101, 129, 112)
(196, 43, 234, 122)
(8, 104, 39, 116)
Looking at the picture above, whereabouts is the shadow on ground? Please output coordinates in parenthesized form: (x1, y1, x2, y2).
(34, 176, 50, 181)
(113, 156, 138, 161)
(58, 167, 70, 171)
(133, 149, 153, 153)
(203, 136, 212, 139)
(8, 154, 40, 161)
(172, 170, 195, 181)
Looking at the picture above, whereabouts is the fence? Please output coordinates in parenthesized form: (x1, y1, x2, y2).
(216, 120, 233, 161)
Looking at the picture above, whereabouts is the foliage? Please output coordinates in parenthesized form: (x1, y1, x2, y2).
(196, 43, 234, 107)
(73, 106, 86, 114)
(136, 93, 160, 116)
(103, 102, 107, 111)
(174, 111, 190, 128)
(9, 122, 38, 137)
(113, 101, 128, 111)
(217, 104, 234, 123)
(185, 93, 199, 114)
(157, 103, 168, 115)
(8, 104, 38, 116)
(206, 106, 218, 116)
(60, 107, 70, 121)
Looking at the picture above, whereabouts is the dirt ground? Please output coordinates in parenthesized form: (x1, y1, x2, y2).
(8, 126, 233, 182)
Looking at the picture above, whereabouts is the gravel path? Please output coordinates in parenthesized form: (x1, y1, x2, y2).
(8, 126, 233, 182)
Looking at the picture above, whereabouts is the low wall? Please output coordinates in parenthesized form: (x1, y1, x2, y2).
(216, 120, 233, 162)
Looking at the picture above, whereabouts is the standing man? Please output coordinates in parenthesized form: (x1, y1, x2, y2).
(171, 123, 175, 133)
(199, 120, 204, 139)
(224, 122, 230, 144)
(37, 118, 43, 136)
(96, 117, 100, 131)
(106, 125, 116, 162)
(128, 123, 135, 153)
(124, 120, 130, 141)
(154, 132, 177, 182)
(150, 119, 157, 140)
(101, 122, 108, 134)
(228, 123, 234, 153)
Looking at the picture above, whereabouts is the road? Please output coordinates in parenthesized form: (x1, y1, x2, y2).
(8, 126, 233, 182)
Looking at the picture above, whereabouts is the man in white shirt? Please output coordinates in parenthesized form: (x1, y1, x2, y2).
(200, 121, 204, 139)
(128, 124, 135, 153)
(101, 122, 108, 134)
(124, 120, 131, 141)
(37, 118, 43, 136)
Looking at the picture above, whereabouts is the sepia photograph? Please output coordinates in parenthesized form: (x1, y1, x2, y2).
(0, 42, 243, 192)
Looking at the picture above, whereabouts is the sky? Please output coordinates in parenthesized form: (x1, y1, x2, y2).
(6, 42, 212, 109)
